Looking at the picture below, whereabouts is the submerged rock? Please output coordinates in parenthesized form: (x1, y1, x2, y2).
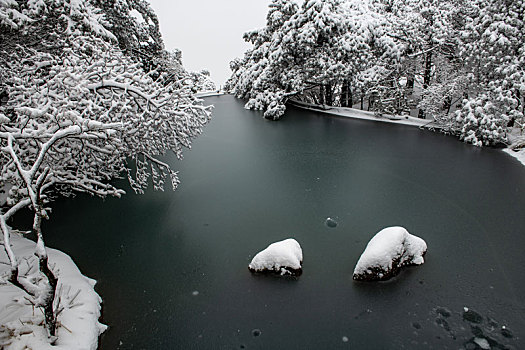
(353, 226, 427, 281)
(248, 238, 303, 276)
(325, 217, 338, 228)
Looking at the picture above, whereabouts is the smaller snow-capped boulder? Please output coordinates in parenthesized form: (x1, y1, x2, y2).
(249, 238, 303, 276)
(353, 226, 427, 281)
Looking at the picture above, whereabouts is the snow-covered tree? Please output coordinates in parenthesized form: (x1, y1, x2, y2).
(0, 0, 211, 338)
(189, 69, 217, 92)
(226, 0, 299, 119)
(228, 0, 523, 148)
(227, 0, 382, 119)
(89, 0, 164, 71)
(449, 0, 524, 145)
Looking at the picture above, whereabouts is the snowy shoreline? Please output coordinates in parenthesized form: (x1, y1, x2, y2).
(195, 91, 226, 98)
(0, 234, 105, 349)
(288, 99, 442, 129)
(288, 99, 525, 168)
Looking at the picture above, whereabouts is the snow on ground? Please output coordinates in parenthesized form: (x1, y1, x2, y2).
(194, 91, 225, 98)
(504, 128, 525, 167)
(0, 233, 105, 349)
(249, 238, 303, 275)
(288, 99, 442, 130)
(353, 226, 427, 281)
(504, 147, 525, 167)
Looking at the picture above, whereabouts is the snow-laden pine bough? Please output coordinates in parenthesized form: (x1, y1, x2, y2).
(249, 239, 303, 276)
(353, 227, 427, 281)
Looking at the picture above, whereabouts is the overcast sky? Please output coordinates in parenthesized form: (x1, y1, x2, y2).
(147, 0, 272, 87)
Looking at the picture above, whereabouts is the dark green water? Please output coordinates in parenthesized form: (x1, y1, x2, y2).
(44, 95, 525, 349)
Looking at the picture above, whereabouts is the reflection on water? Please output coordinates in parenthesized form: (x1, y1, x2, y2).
(40, 95, 525, 349)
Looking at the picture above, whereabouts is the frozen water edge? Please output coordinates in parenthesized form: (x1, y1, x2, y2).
(0, 233, 105, 349)
(288, 99, 442, 129)
(194, 91, 226, 98)
(503, 148, 525, 167)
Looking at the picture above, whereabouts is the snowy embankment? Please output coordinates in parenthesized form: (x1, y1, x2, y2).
(289, 99, 525, 168)
(194, 91, 226, 98)
(249, 239, 303, 276)
(504, 130, 525, 167)
(353, 226, 427, 281)
(504, 148, 525, 167)
(288, 99, 441, 129)
(0, 234, 106, 349)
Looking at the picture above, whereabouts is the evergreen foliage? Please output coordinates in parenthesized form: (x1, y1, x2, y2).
(228, 0, 525, 146)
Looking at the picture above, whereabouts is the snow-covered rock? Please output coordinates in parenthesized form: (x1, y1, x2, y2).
(248, 238, 303, 276)
(353, 227, 427, 281)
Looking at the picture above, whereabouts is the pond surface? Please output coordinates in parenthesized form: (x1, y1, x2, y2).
(44, 95, 525, 349)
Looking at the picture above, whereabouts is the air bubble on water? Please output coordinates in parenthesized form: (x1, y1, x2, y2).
(192, 291, 199, 296)
(252, 329, 261, 337)
(342, 336, 349, 343)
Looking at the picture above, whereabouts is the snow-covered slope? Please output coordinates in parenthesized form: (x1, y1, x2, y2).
(249, 238, 303, 275)
(353, 226, 427, 281)
(0, 234, 105, 349)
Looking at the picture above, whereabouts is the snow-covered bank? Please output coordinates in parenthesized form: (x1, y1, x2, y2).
(504, 131, 525, 167)
(0, 234, 105, 349)
(288, 100, 442, 130)
(195, 91, 226, 98)
(504, 148, 525, 167)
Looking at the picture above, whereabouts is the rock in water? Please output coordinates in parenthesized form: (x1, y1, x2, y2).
(325, 217, 338, 228)
(248, 239, 303, 276)
(353, 226, 427, 281)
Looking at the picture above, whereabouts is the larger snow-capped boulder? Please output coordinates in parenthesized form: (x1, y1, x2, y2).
(353, 226, 427, 281)
(249, 238, 303, 275)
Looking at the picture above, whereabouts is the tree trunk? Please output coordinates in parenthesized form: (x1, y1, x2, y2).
(319, 85, 325, 105)
(419, 51, 433, 119)
(443, 96, 452, 114)
(39, 254, 58, 336)
(340, 80, 352, 107)
(341, 81, 348, 107)
(360, 93, 364, 110)
(423, 51, 432, 89)
(348, 85, 353, 108)
(325, 83, 333, 106)
(407, 75, 415, 90)
(33, 207, 58, 337)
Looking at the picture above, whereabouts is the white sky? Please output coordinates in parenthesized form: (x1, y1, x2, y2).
(147, 0, 272, 87)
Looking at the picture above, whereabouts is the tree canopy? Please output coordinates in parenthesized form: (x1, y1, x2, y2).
(0, 0, 212, 337)
(227, 0, 524, 148)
